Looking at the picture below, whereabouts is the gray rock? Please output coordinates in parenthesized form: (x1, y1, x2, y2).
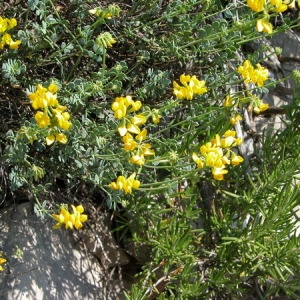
(0, 202, 124, 300)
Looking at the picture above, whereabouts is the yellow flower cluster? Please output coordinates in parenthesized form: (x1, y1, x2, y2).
(53, 204, 88, 230)
(95, 32, 117, 49)
(112, 95, 142, 120)
(237, 60, 269, 87)
(256, 18, 273, 34)
(192, 130, 244, 181)
(109, 172, 141, 194)
(29, 84, 72, 145)
(223, 95, 243, 124)
(246, 93, 270, 113)
(89, 4, 121, 19)
(223, 93, 269, 123)
(0, 16, 21, 49)
(173, 74, 207, 100)
(247, 0, 296, 34)
(247, 0, 294, 13)
(0, 253, 6, 271)
(111, 95, 155, 166)
(230, 113, 243, 125)
(122, 130, 155, 165)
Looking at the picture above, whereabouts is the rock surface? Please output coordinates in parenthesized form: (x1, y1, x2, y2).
(0, 202, 124, 300)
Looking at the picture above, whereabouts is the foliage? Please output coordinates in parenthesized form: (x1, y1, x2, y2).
(1, 0, 300, 298)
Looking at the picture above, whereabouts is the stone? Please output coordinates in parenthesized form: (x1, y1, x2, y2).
(81, 215, 130, 268)
(0, 202, 125, 300)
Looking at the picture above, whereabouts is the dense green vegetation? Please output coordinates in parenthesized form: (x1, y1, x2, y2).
(1, 0, 300, 298)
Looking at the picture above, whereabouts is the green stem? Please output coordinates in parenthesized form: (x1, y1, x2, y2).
(102, 48, 107, 82)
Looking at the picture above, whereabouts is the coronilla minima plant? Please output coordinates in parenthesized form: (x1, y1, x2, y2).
(1, 1, 300, 299)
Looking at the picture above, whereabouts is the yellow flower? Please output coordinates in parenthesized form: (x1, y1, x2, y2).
(173, 82, 192, 99)
(122, 133, 137, 151)
(152, 109, 162, 124)
(253, 64, 269, 87)
(127, 122, 141, 135)
(53, 207, 71, 229)
(173, 74, 207, 100)
(9, 39, 21, 49)
(254, 102, 269, 113)
(112, 98, 127, 119)
(190, 76, 208, 94)
(45, 91, 58, 107)
(200, 142, 214, 155)
(71, 205, 88, 229)
(1, 33, 12, 45)
(237, 60, 269, 87)
(256, 19, 273, 34)
(212, 167, 228, 181)
(140, 143, 155, 156)
(211, 134, 221, 147)
(54, 111, 72, 130)
(29, 85, 46, 109)
(231, 154, 244, 166)
(248, 94, 270, 114)
(130, 114, 147, 126)
(221, 135, 236, 148)
(46, 133, 68, 145)
(237, 60, 255, 84)
(30, 94, 47, 110)
(56, 133, 68, 144)
(0, 255, 7, 271)
(0, 18, 21, 49)
(127, 141, 154, 165)
(89, 4, 121, 18)
(205, 151, 224, 168)
(179, 74, 191, 85)
(62, 111, 71, 120)
(270, 0, 288, 12)
(130, 154, 146, 165)
(29, 84, 58, 109)
(192, 152, 205, 168)
(29, 84, 71, 145)
(118, 124, 128, 136)
(7, 18, 17, 30)
(126, 172, 141, 193)
(95, 32, 117, 48)
(128, 99, 142, 113)
(193, 131, 244, 180)
(223, 95, 233, 107)
(222, 130, 237, 142)
(111, 96, 142, 119)
(222, 155, 231, 165)
(109, 173, 140, 194)
(53, 204, 88, 229)
(258, 102, 269, 112)
(123, 95, 134, 107)
(0, 17, 8, 33)
(230, 114, 243, 125)
(46, 135, 56, 145)
(109, 175, 126, 190)
(135, 129, 147, 141)
(48, 83, 59, 94)
(235, 137, 243, 146)
(35, 111, 50, 128)
(108, 181, 117, 190)
(247, 0, 265, 11)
